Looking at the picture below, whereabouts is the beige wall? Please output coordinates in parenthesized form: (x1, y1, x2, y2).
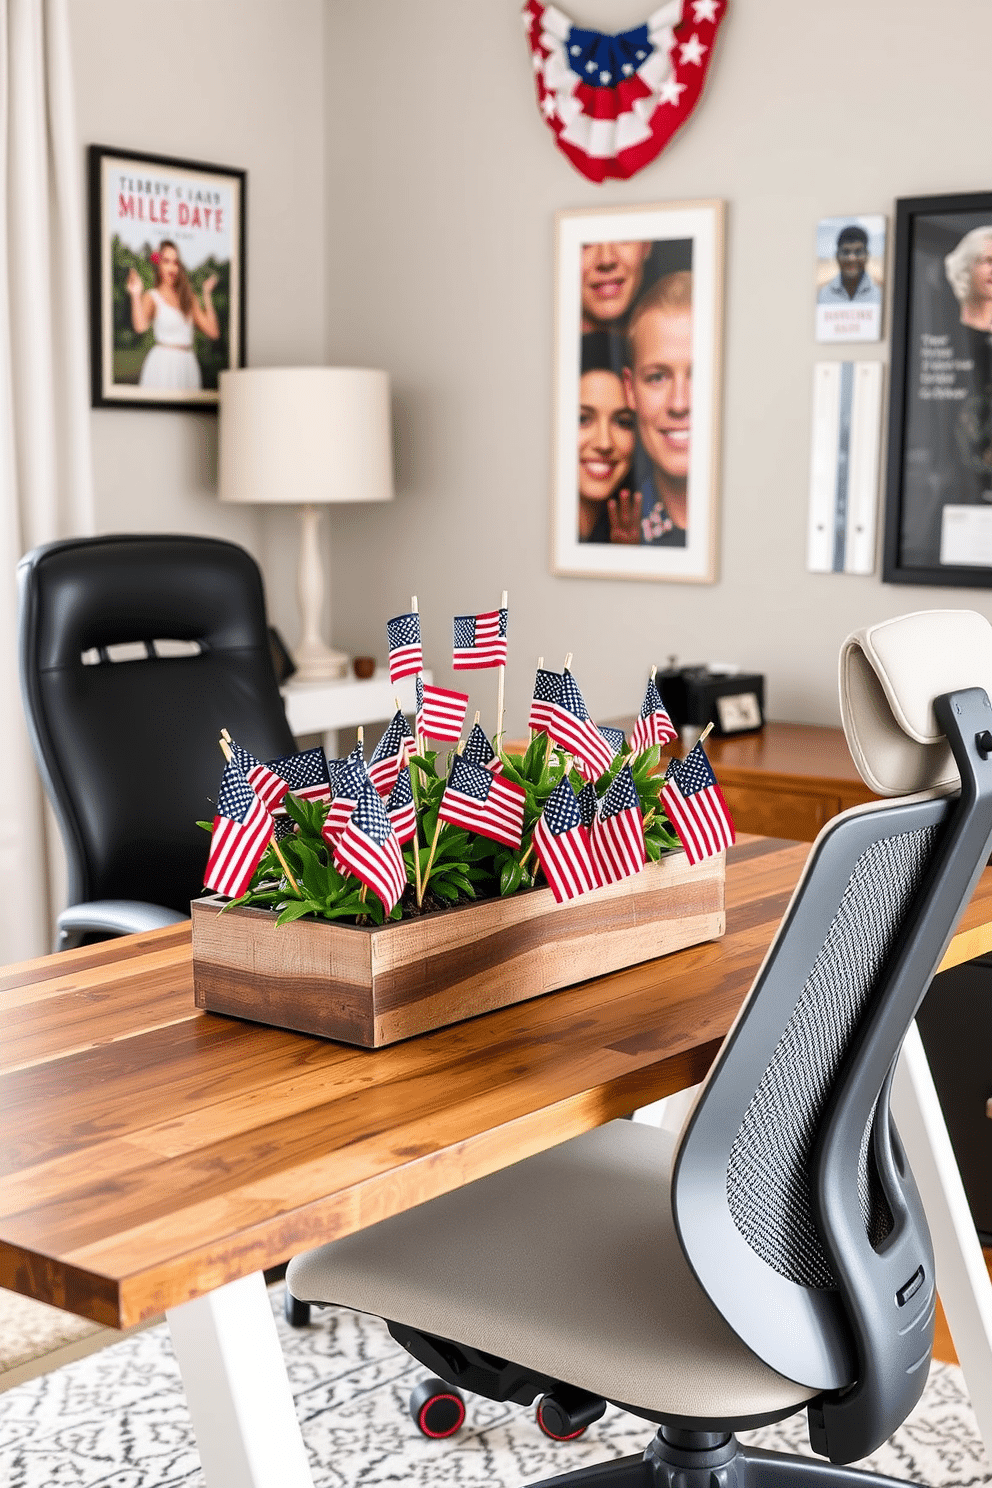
(69, 0, 327, 644)
(322, 0, 992, 735)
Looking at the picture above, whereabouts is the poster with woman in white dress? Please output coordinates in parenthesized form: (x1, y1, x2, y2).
(89, 146, 246, 409)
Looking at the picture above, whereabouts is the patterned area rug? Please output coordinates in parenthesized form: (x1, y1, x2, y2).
(0, 1289, 988, 1487)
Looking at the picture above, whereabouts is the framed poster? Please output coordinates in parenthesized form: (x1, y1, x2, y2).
(88, 145, 246, 411)
(883, 192, 992, 585)
(551, 200, 724, 584)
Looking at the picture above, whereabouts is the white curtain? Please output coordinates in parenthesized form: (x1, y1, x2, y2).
(0, 0, 94, 962)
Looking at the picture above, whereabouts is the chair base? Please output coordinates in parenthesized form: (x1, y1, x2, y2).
(527, 1428, 922, 1488)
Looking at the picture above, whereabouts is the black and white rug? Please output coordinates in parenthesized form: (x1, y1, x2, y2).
(0, 1289, 988, 1487)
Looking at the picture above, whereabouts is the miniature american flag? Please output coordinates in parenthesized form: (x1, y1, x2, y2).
(574, 725, 627, 783)
(533, 778, 600, 903)
(368, 711, 415, 797)
(268, 747, 331, 805)
(333, 782, 407, 913)
(528, 668, 561, 735)
(386, 611, 423, 682)
(452, 607, 508, 670)
(630, 678, 677, 755)
(417, 676, 468, 742)
(227, 738, 288, 812)
(204, 760, 273, 898)
(549, 670, 615, 779)
(661, 742, 735, 866)
(462, 722, 498, 770)
(385, 767, 417, 845)
(592, 765, 646, 884)
(438, 756, 526, 849)
(321, 748, 369, 845)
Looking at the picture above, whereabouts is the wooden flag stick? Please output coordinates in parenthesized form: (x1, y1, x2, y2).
(530, 657, 543, 745)
(419, 816, 444, 909)
(220, 727, 232, 743)
(495, 589, 508, 745)
(650, 665, 657, 682)
(218, 737, 300, 894)
(698, 721, 715, 747)
(564, 651, 573, 671)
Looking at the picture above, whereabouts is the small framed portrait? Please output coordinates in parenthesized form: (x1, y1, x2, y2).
(88, 145, 246, 411)
(550, 200, 725, 584)
(815, 214, 886, 343)
(883, 192, 992, 586)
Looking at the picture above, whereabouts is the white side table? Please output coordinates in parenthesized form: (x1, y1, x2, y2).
(281, 668, 431, 756)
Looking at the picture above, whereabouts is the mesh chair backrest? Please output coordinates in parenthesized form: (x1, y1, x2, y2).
(18, 535, 296, 913)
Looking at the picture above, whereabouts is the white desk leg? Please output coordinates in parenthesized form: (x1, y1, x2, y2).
(893, 1022, 992, 1461)
(167, 1272, 313, 1488)
(322, 728, 339, 759)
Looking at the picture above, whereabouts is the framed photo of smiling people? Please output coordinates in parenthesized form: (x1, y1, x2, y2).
(88, 144, 246, 411)
(551, 200, 725, 583)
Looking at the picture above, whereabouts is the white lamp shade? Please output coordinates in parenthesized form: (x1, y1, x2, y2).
(218, 366, 393, 506)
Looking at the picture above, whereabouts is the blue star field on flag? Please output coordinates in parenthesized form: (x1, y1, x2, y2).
(268, 747, 331, 803)
(599, 725, 627, 755)
(462, 722, 497, 769)
(578, 781, 598, 829)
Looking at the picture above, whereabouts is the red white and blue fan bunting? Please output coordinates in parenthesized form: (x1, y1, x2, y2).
(522, 0, 727, 183)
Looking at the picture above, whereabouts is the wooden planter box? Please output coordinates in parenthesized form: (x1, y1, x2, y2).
(191, 850, 725, 1049)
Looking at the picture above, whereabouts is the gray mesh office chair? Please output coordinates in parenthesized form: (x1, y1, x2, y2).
(288, 610, 992, 1486)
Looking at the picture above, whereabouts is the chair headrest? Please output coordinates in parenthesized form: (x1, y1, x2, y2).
(839, 609, 992, 796)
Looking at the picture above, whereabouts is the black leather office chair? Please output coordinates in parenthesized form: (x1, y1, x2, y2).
(287, 610, 992, 1485)
(18, 534, 295, 950)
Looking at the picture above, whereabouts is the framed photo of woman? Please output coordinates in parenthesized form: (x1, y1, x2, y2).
(883, 192, 992, 586)
(550, 200, 725, 583)
(88, 145, 246, 411)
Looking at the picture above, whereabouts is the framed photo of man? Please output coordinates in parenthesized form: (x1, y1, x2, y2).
(550, 200, 725, 583)
(883, 192, 992, 586)
(88, 145, 246, 411)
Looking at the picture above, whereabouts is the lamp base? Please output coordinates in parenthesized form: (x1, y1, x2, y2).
(293, 638, 349, 684)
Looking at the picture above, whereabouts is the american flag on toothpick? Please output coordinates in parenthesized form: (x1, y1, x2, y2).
(529, 667, 561, 736)
(333, 783, 407, 913)
(368, 711, 415, 797)
(204, 760, 273, 898)
(416, 676, 468, 742)
(226, 738, 289, 812)
(452, 607, 508, 670)
(438, 756, 526, 849)
(532, 778, 601, 903)
(661, 741, 735, 865)
(269, 747, 332, 805)
(386, 611, 423, 682)
(385, 767, 417, 845)
(321, 747, 370, 845)
(592, 765, 646, 885)
(630, 678, 677, 755)
(462, 722, 498, 771)
(549, 670, 615, 780)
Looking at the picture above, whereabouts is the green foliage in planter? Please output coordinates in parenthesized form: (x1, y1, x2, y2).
(204, 736, 683, 927)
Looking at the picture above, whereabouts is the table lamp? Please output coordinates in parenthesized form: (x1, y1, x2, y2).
(218, 366, 393, 682)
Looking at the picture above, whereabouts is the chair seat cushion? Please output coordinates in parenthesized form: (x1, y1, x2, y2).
(287, 1120, 816, 1421)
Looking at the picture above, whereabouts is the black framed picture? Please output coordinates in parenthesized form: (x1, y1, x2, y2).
(883, 192, 992, 585)
(88, 145, 246, 412)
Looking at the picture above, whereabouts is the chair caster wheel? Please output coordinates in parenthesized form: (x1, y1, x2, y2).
(536, 1394, 589, 1440)
(409, 1377, 466, 1438)
(284, 1288, 311, 1327)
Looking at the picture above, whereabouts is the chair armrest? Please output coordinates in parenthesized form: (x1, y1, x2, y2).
(57, 900, 187, 951)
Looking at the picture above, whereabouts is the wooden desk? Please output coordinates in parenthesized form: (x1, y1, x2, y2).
(3, 836, 992, 1485)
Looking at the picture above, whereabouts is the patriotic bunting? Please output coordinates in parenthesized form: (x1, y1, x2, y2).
(462, 722, 498, 771)
(592, 765, 647, 884)
(630, 678, 678, 755)
(522, 0, 728, 185)
(452, 608, 508, 670)
(532, 778, 600, 903)
(385, 767, 418, 845)
(386, 612, 423, 682)
(226, 738, 288, 813)
(368, 710, 416, 797)
(204, 760, 273, 898)
(333, 782, 408, 913)
(661, 741, 735, 865)
(529, 667, 562, 735)
(438, 756, 526, 849)
(416, 676, 469, 743)
(549, 669, 616, 779)
(268, 747, 332, 805)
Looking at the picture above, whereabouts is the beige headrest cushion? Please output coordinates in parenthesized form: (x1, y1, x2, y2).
(839, 610, 992, 796)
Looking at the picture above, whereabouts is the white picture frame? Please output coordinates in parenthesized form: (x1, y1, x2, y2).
(551, 200, 724, 584)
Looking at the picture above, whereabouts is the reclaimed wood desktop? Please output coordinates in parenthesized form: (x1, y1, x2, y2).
(3, 834, 992, 1485)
